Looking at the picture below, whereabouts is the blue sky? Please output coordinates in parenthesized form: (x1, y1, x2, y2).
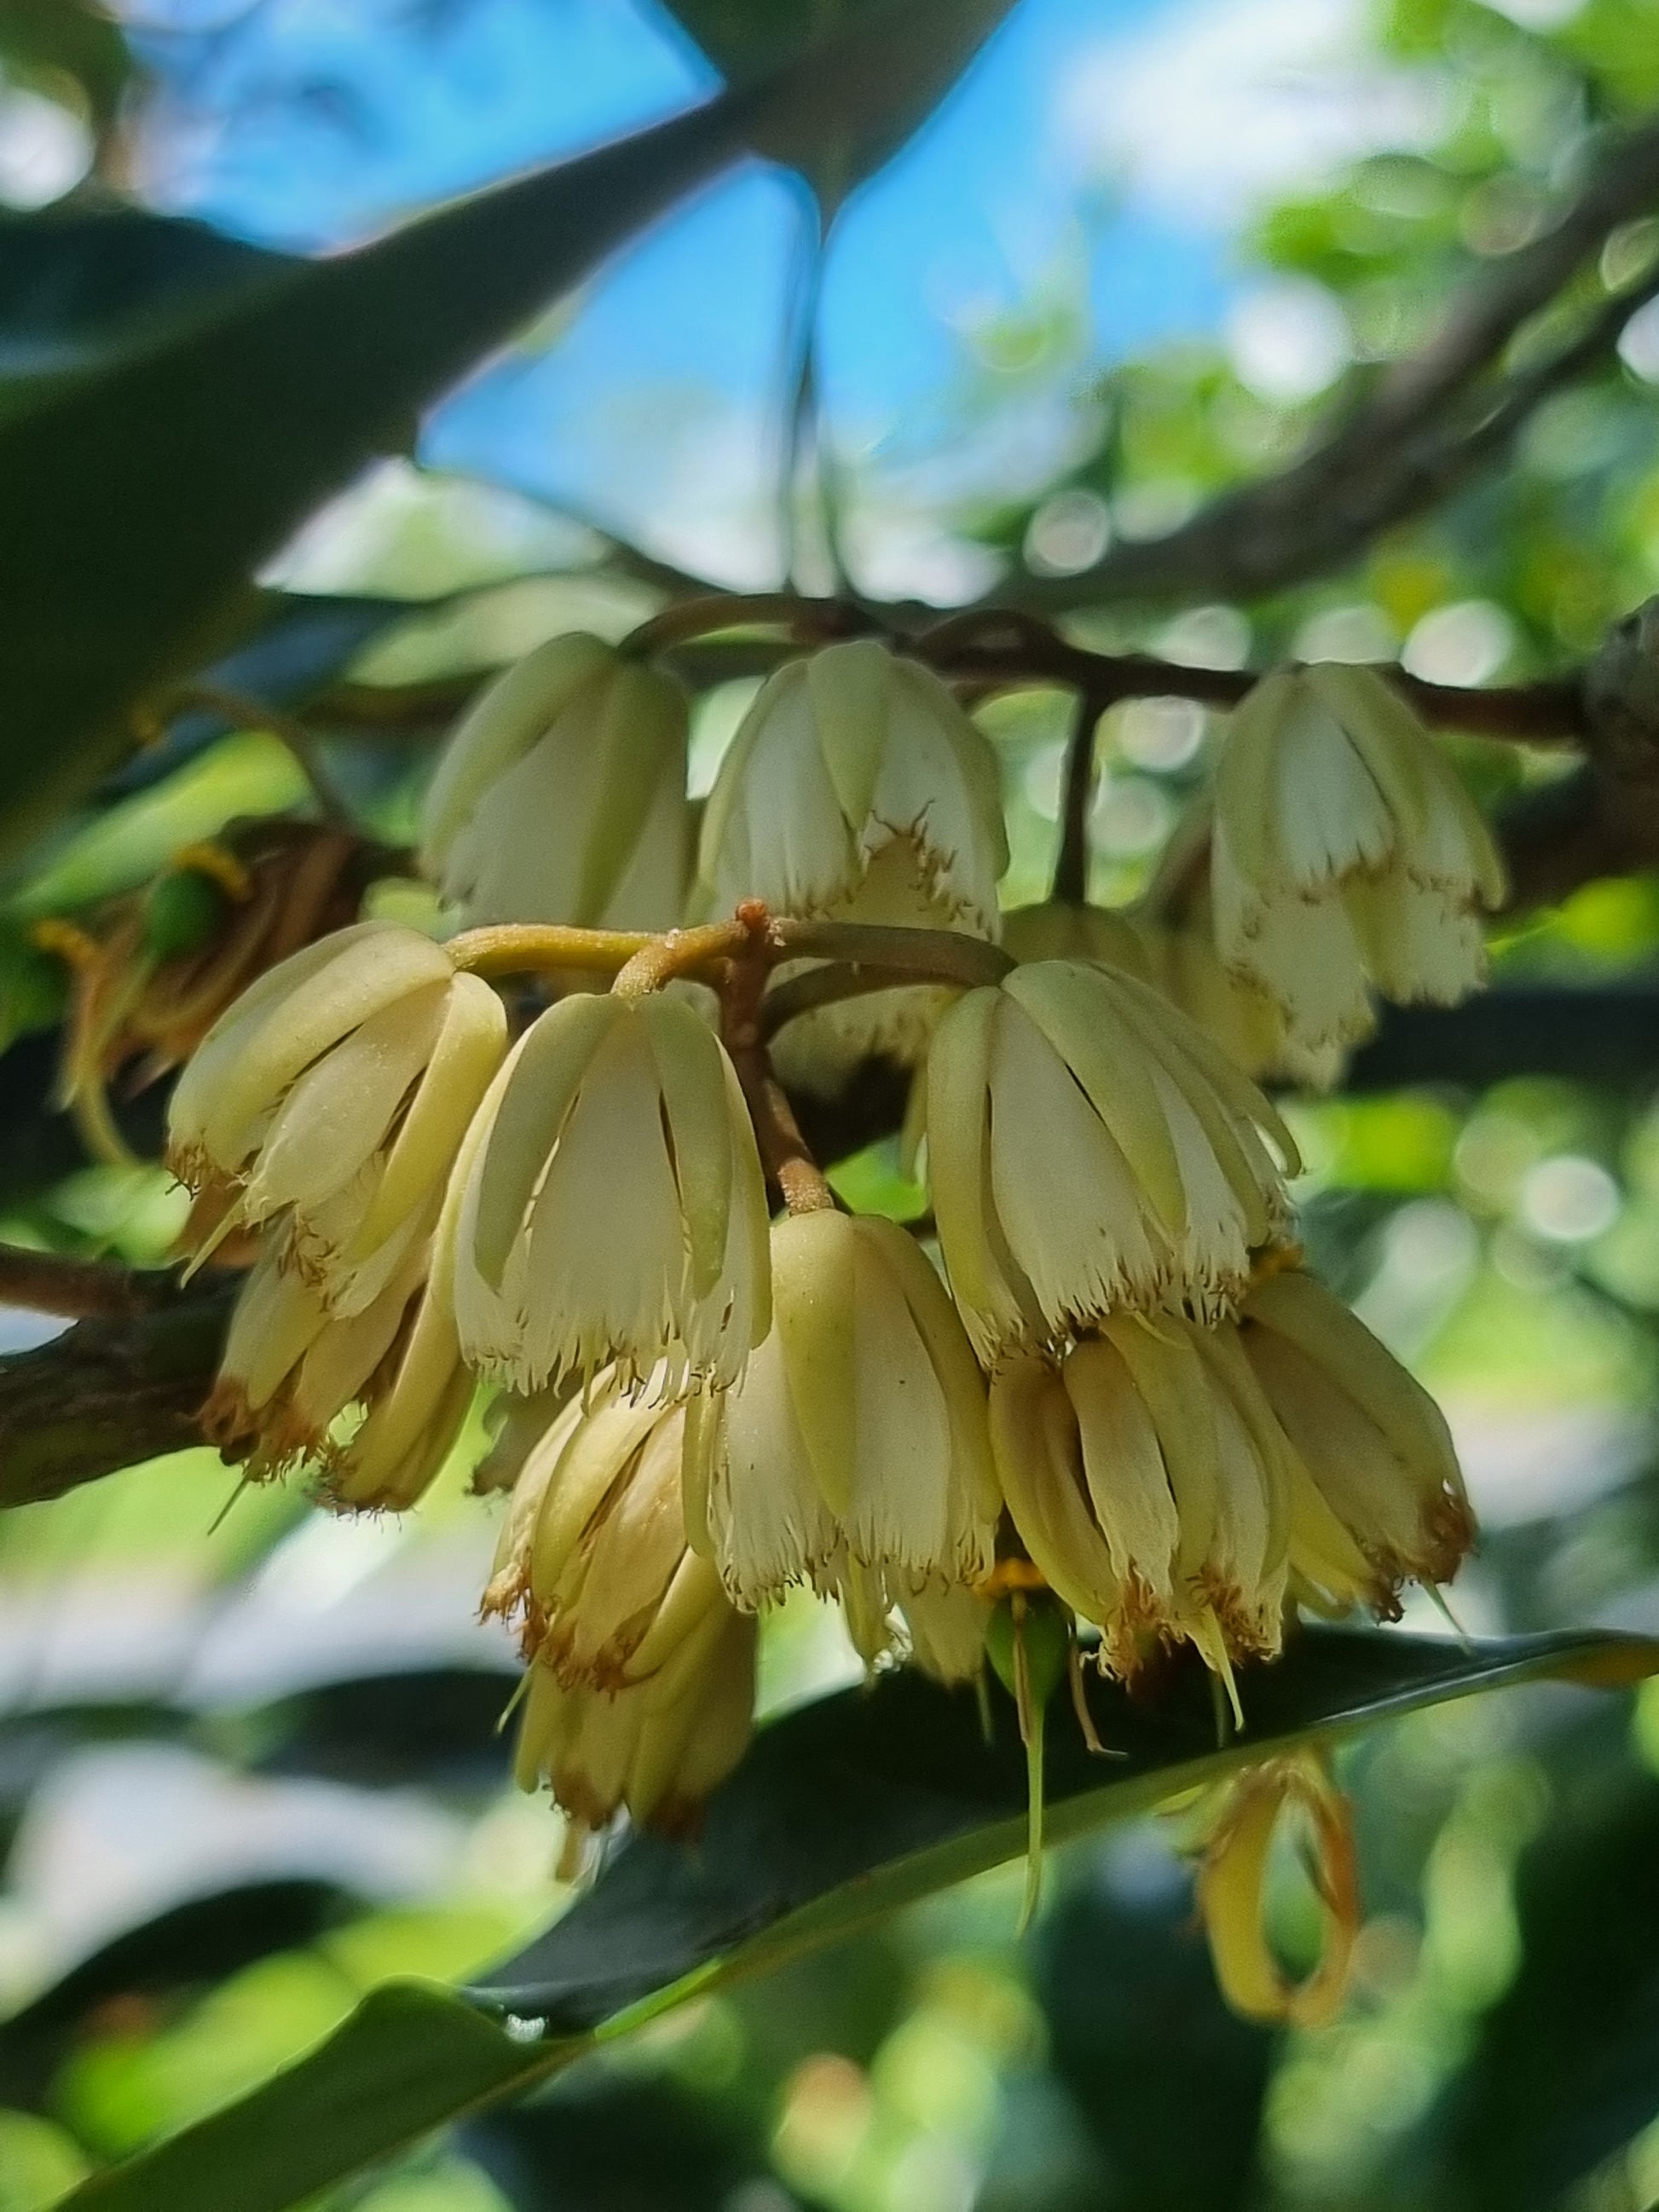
(119, 0, 1425, 589)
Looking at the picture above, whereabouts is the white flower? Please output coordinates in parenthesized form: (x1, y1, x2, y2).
(451, 990, 770, 1394)
(1240, 1262, 1473, 1610)
(697, 638, 1008, 1093)
(688, 1210, 999, 1610)
(421, 632, 691, 930)
(925, 959, 1298, 1359)
(1211, 663, 1506, 1052)
(167, 921, 506, 1306)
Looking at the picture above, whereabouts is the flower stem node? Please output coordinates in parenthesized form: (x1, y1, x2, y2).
(697, 638, 1009, 1091)
(1211, 664, 1506, 1054)
(167, 920, 508, 1307)
(421, 632, 691, 932)
(926, 959, 1299, 1359)
(689, 1210, 1000, 1616)
(451, 990, 771, 1395)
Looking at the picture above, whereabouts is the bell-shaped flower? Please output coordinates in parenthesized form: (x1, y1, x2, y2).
(421, 632, 691, 931)
(168, 921, 506, 1305)
(926, 960, 1298, 1360)
(688, 1210, 999, 1610)
(1211, 664, 1506, 1054)
(483, 1365, 729, 1694)
(989, 1315, 1292, 1704)
(1003, 898, 1295, 1086)
(1240, 1264, 1473, 1612)
(512, 1599, 756, 1839)
(697, 639, 1008, 1091)
(451, 990, 770, 1394)
(203, 1226, 466, 1500)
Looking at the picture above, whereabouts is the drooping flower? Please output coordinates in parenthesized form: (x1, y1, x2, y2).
(450, 990, 770, 1395)
(168, 921, 506, 1307)
(925, 960, 1298, 1360)
(483, 1365, 728, 1690)
(903, 1582, 993, 1687)
(687, 1210, 999, 1611)
(1240, 1263, 1473, 1613)
(1003, 898, 1292, 1086)
(697, 638, 1009, 1091)
(421, 632, 691, 931)
(1194, 1750, 1360, 2029)
(988, 1315, 1293, 1701)
(203, 1080, 484, 1510)
(1211, 664, 1506, 1054)
(512, 1600, 756, 1839)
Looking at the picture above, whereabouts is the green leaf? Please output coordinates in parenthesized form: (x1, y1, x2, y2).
(655, 0, 1017, 206)
(0, 0, 997, 866)
(62, 1626, 1659, 2212)
(1439, 1739, 1659, 2210)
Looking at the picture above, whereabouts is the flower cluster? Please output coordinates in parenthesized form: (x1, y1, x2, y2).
(164, 621, 1487, 1943)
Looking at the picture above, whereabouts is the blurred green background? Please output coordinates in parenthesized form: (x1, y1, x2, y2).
(8, 0, 1659, 2204)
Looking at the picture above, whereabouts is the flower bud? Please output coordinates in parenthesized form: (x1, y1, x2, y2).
(926, 960, 1298, 1360)
(483, 1366, 727, 1693)
(691, 1210, 999, 1611)
(451, 990, 770, 1395)
(1211, 664, 1506, 1053)
(697, 639, 1008, 1091)
(512, 1600, 756, 1839)
(989, 1316, 1292, 1702)
(1194, 1751, 1359, 2029)
(421, 632, 691, 931)
(1240, 1264, 1473, 1610)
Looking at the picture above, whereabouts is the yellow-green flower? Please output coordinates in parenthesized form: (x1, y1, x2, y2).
(926, 959, 1298, 1358)
(484, 1365, 726, 1691)
(168, 921, 506, 1306)
(512, 1602, 755, 1839)
(697, 639, 1008, 1092)
(989, 1317, 1293, 1700)
(1240, 1263, 1473, 1611)
(687, 1210, 999, 1612)
(1004, 897, 1305, 1087)
(1194, 1750, 1359, 2029)
(421, 632, 691, 931)
(451, 990, 770, 1394)
(1211, 664, 1506, 1053)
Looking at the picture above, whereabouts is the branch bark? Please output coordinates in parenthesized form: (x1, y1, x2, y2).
(1004, 113, 1659, 613)
(0, 1284, 231, 1510)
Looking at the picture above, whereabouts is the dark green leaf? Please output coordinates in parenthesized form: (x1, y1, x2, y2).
(0, 0, 995, 864)
(654, 0, 1017, 205)
(0, 0, 132, 140)
(1440, 1740, 1659, 2210)
(61, 1626, 1659, 2212)
(1035, 1845, 1274, 2211)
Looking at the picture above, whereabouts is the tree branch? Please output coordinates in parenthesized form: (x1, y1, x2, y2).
(0, 1282, 232, 1510)
(1005, 112, 1659, 612)
(0, 1245, 179, 1322)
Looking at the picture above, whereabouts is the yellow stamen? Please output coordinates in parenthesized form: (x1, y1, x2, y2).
(171, 841, 254, 902)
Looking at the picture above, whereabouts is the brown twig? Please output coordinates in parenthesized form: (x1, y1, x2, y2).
(0, 1245, 177, 1323)
(1003, 111, 1659, 614)
(1053, 689, 1103, 903)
